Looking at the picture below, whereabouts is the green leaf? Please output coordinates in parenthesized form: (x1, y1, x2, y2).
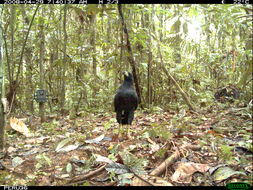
(55, 138, 72, 152)
(66, 163, 72, 173)
(213, 166, 246, 181)
(105, 162, 130, 174)
(12, 157, 25, 168)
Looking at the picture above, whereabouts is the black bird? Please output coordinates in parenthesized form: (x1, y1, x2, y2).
(114, 71, 138, 137)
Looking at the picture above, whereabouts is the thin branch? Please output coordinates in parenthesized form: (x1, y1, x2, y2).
(15, 4, 40, 83)
(64, 164, 106, 186)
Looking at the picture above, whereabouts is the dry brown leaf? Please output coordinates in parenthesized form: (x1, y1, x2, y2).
(133, 175, 173, 186)
(25, 137, 49, 144)
(10, 117, 31, 137)
(170, 162, 210, 183)
(7, 146, 16, 153)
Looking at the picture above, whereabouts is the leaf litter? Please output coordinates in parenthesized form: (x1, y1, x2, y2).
(1, 105, 252, 186)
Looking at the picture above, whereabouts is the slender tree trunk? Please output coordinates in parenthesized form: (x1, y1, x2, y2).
(90, 10, 98, 104)
(25, 47, 34, 114)
(0, 6, 6, 149)
(60, 5, 68, 113)
(91, 17, 97, 77)
(16, 4, 40, 84)
(10, 5, 15, 81)
(39, 10, 46, 122)
(156, 35, 195, 111)
(6, 6, 16, 112)
(119, 25, 123, 81)
(173, 6, 182, 65)
(21, 6, 34, 114)
(118, 4, 142, 106)
(144, 5, 153, 108)
(7, 5, 39, 113)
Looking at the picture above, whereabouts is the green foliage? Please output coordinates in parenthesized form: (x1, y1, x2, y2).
(35, 153, 52, 170)
(119, 151, 148, 174)
(219, 145, 233, 162)
(118, 173, 134, 186)
(2, 4, 251, 112)
(106, 150, 148, 186)
(75, 134, 87, 142)
(247, 144, 253, 153)
(82, 181, 91, 186)
(154, 148, 167, 158)
(104, 118, 116, 130)
(143, 106, 163, 114)
(108, 171, 116, 182)
(109, 144, 119, 154)
(0, 171, 11, 185)
(42, 120, 65, 135)
(143, 123, 172, 140)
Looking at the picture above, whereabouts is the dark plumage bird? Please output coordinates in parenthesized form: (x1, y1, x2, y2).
(114, 71, 138, 136)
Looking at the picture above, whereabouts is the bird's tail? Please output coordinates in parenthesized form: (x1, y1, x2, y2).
(122, 110, 129, 118)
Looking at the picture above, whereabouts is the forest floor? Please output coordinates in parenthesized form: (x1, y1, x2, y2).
(0, 103, 252, 186)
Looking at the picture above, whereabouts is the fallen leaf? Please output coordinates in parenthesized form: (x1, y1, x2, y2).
(133, 175, 173, 186)
(85, 134, 105, 144)
(10, 117, 31, 137)
(55, 138, 72, 152)
(25, 136, 49, 144)
(170, 162, 210, 183)
(105, 162, 130, 174)
(66, 163, 72, 173)
(12, 157, 25, 168)
(212, 166, 246, 182)
(7, 147, 16, 153)
(95, 154, 114, 164)
(149, 143, 160, 154)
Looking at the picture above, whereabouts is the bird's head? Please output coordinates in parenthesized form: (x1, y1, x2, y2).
(123, 71, 133, 82)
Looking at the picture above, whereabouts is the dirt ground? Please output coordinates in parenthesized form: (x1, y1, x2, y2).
(0, 104, 252, 186)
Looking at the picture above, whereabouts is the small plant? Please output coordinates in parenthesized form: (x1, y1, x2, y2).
(219, 145, 233, 162)
(119, 150, 148, 175)
(42, 119, 63, 135)
(146, 123, 172, 140)
(108, 171, 116, 182)
(155, 148, 167, 158)
(75, 134, 86, 142)
(35, 153, 52, 170)
(0, 171, 11, 185)
(104, 118, 116, 130)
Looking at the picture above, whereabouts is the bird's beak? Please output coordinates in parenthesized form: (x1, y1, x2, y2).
(123, 71, 129, 77)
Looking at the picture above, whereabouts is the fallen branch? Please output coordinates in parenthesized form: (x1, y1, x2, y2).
(65, 164, 106, 186)
(182, 144, 201, 151)
(150, 145, 201, 176)
(150, 150, 180, 176)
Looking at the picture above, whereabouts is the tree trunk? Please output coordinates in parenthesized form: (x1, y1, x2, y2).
(156, 37, 195, 111)
(22, 7, 34, 114)
(0, 10, 6, 149)
(7, 5, 39, 113)
(39, 10, 46, 122)
(25, 47, 34, 114)
(60, 5, 68, 113)
(147, 5, 154, 108)
(118, 4, 142, 106)
(10, 5, 15, 81)
(89, 10, 98, 105)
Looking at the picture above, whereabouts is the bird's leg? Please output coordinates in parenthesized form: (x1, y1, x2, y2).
(126, 124, 131, 139)
(118, 123, 123, 138)
(118, 124, 121, 137)
(126, 110, 134, 139)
